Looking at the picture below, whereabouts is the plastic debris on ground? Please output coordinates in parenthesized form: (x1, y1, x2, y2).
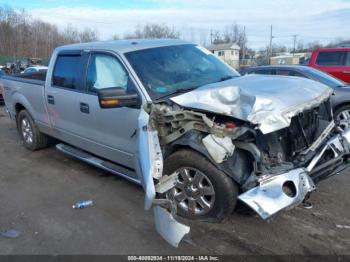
(0, 229, 21, 238)
(72, 200, 94, 209)
(336, 225, 350, 229)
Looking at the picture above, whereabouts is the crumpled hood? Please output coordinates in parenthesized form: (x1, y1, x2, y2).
(170, 75, 333, 134)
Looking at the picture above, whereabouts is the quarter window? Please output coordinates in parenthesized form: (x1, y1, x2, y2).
(52, 55, 81, 89)
(86, 53, 128, 93)
(316, 51, 346, 66)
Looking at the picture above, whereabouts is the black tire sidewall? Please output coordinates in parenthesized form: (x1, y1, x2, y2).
(164, 149, 238, 221)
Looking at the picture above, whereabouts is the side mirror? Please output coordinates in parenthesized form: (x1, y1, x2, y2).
(97, 87, 140, 109)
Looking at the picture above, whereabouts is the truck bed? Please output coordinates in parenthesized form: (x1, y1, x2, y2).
(1, 71, 46, 85)
(1, 72, 49, 127)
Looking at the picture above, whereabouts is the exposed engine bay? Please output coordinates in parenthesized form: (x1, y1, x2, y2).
(137, 75, 350, 248)
(145, 96, 350, 247)
(150, 97, 345, 184)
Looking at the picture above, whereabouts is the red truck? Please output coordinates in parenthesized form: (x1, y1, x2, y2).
(308, 47, 350, 83)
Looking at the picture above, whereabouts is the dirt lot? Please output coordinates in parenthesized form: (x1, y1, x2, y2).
(0, 106, 349, 255)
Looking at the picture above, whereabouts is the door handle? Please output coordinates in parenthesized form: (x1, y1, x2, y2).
(47, 95, 55, 105)
(80, 102, 90, 114)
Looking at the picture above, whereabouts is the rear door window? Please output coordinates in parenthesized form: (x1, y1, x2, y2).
(276, 69, 306, 78)
(52, 55, 81, 89)
(288, 71, 306, 77)
(275, 69, 290, 76)
(253, 69, 275, 75)
(316, 51, 346, 66)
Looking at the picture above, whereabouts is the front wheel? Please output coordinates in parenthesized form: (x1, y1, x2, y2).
(164, 149, 238, 221)
(17, 110, 48, 151)
(334, 105, 350, 130)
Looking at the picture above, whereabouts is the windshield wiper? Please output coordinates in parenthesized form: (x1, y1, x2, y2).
(156, 86, 198, 100)
(217, 75, 236, 82)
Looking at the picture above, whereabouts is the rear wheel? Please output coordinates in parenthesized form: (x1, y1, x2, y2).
(17, 110, 48, 151)
(164, 149, 238, 221)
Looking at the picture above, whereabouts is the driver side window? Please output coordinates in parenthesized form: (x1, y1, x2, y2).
(86, 53, 128, 93)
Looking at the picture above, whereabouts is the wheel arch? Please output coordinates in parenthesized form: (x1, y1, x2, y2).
(15, 103, 26, 115)
(333, 102, 350, 116)
(165, 130, 254, 186)
(11, 92, 36, 121)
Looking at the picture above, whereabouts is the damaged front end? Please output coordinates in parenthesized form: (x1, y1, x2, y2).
(137, 76, 350, 247)
(238, 100, 350, 219)
(239, 125, 350, 219)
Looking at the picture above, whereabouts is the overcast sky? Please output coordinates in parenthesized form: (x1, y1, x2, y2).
(5, 0, 350, 49)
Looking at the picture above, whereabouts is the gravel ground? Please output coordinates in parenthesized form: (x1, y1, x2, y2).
(0, 106, 349, 255)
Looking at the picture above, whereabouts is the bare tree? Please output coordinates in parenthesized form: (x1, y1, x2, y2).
(212, 23, 248, 57)
(124, 23, 180, 39)
(0, 5, 99, 63)
(79, 28, 99, 43)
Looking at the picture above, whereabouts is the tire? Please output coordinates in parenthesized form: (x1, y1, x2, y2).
(164, 149, 238, 221)
(334, 105, 350, 130)
(17, 110, 48, 151)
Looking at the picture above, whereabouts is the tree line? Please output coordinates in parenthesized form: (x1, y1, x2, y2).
(0, 6, 98, 61)
(1, 4, 348, 65)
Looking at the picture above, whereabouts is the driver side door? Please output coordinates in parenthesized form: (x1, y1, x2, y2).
(76, 51, 141, 174)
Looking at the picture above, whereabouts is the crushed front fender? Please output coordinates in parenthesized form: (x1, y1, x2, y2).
(136, 108, 190, 247)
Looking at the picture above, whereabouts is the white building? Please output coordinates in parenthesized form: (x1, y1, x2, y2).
(270, 52, 311, 65)
(207, 43, 240, 69)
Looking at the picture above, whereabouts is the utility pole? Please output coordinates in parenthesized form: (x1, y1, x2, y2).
(268, 24, 273, 65)
(292, 34, 298, 56)
(210, 29, 213, 45)
(242, 25, 246, 60)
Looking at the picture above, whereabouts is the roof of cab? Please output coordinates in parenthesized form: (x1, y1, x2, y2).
(55, 39, 193, 54)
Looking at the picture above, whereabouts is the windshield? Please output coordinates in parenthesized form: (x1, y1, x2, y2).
(125, 44, 240, 99)
(306, 67, 347, 88)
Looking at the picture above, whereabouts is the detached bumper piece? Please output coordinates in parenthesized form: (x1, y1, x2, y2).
(238, 169, 315, 219)
(239, 128, 350, 220)
(153, 206, 190, 248)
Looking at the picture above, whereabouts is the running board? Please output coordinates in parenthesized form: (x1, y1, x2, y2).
(56, 143, 141, 185)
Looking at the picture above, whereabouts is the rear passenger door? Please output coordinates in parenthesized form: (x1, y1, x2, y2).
(76, 51, 141, 170)
(46, 51, 89, 148)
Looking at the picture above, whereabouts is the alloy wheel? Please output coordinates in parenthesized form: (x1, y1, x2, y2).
(169, 167, 215, 216)
(336, 109, 350, 129)
(21, 118, 33, 145)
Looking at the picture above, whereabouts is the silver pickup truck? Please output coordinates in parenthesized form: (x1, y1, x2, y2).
(1, 39, 350, 247)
